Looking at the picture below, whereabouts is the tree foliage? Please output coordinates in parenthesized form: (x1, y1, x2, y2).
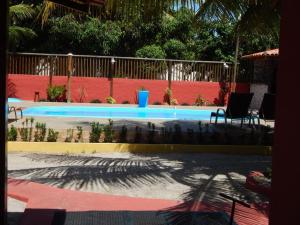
(197, 0, 280, 37)
(40, 15, 123, 54)
(40, 0, 204, 22)
(12, 1, 279, 61)
(136, 45, 166, 59)
(163, 39, 194, 60)
(80, 19, 123, 55)
(48, 14, 81, 53)
(9, 3, 37, 50)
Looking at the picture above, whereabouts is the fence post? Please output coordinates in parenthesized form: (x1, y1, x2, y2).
(48, 56, 53, 87)
(67, 53, 73, 103)
(49, 74, 53, 87)
(168, 61, 172, 89)
(109, 57, 116, 97)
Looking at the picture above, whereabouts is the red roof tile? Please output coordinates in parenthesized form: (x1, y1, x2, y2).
(242, 49, 279, 59)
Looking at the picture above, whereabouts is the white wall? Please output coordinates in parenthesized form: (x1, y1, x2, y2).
(250, 83, 269, 110)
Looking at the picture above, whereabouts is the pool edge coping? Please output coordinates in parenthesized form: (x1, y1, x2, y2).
(8, 142, 272, 155)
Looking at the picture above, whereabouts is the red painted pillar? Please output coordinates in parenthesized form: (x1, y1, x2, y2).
(270, 1, 300, 225)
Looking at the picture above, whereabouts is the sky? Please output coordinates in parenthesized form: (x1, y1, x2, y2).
(173, 2, 200, 12)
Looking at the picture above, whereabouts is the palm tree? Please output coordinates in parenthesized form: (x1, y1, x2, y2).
(196, 0, 280, 36)
(9, 3, 36, 51)
(40, 0, 279, 31)
(39, 0, 205, 24)
(37, 0, 280, 86)
(195, 0, 280, 86)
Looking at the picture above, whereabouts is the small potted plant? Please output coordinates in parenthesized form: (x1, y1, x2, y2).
(138, 86, 149, 107)
(106, 96, 116, 104)
(195, 94, 207, 106)
(163, 88, 172, 105)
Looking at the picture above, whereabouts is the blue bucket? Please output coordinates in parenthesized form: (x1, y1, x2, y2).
(138, 91, 149, 107)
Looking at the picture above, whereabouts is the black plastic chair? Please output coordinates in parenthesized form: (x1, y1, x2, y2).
(210, 93, 254, 127)
(251, 93, 276, 125)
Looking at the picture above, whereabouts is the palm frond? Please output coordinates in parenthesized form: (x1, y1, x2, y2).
(8, 154, 173, 190)
(104, 0, 204, 20)
(9, 26, 36, 46)
(238, 0, 280, 36)
(41, 0, 205, 22)
(196, 0, 280, 36)
(196, 0, 244, 22)
(9, 4, 36, 24)
(38, 1, 57, 27)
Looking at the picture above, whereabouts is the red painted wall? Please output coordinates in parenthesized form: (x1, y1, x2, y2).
(172, 81, 220, 104)
(8, 74, 249, 105)
(113, 78, 168, 104)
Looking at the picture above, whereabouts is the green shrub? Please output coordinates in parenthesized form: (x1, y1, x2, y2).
(135, 45, 166, 59)
(261, 125, 273, 145)
(18, 118, 34, 141)
(47, 129, 59, 142)
(153, 101, 162, 105)
(75, 126, 83, 143)
(47, 85, 67, 102)
(163, 88, 172, 105)
(106, 96, 116, 104)
(181, 102, 190, 106)
(34, 122, 47, 142)
(170, 98, 178, 105)
(119, 125, 127, 143)
(197, 121, 203, 144)
(186, 128, 195, 144)
(18, 125, 27, 141)
(89, 122, 103, 143)
(172, 124, 182, 144)
(147, 122, 156, 144)
(8, 125, 18, 141)
(134, 126, 142, 143)
(161, 127, 173, 144)
(163, 39, 194, 60)
(207, 103, 217, 106)
(163, 88, 178, 105)
(65, 129, 74, 142)
(29, 117, 35, 141)
(90, 99, 102, 103)
(103, 119, 114, 143)
(139, 86, 147, 91)
(224, 130, 233, 145)
(195, 95, 207, 106)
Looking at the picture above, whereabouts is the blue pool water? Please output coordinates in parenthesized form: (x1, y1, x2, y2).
(23, 106, 221, 121)
(8, 98, 23, 103)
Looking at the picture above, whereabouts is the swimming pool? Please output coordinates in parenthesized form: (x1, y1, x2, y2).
(23, 106, 222, 121)
(8, 98, 23, 103)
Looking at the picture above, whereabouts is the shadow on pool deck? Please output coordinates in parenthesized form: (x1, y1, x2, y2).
(9, 152, 271, 206)
(8, 175, 268, 225)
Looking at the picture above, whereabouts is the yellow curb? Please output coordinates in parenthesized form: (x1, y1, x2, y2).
(8, 142, 272, 155)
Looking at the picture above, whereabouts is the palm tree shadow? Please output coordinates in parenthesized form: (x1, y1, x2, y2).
(154, 153, 271, 225)
(8, 153, 175, 191)
(9, 152, 271, 225)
